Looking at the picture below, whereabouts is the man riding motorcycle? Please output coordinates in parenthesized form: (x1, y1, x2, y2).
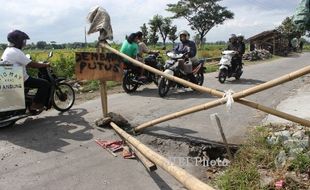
(226, 34, 242, 75)
(1, 30, 51, 112)
(173, 30, 198, 84)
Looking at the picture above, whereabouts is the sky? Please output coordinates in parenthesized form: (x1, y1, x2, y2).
(0, 0, 301, 44)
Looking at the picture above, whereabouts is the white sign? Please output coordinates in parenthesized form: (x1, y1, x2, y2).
(0, 66, 25, 112)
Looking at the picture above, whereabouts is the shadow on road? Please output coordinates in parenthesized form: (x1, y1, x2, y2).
(225, 78, 266, 85)
(149, 172, 174, 190)
(127, 87, 216, 100)
(0, 108, 93, 153)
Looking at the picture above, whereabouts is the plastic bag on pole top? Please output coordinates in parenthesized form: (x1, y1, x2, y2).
(0, 66, 25, 112)
(87, 6, 113, 41)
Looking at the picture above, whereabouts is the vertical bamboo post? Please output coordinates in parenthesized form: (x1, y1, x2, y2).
(210, 114, 233, 161)
(98, 42, 108, 117)
(99, 80, 108, 117)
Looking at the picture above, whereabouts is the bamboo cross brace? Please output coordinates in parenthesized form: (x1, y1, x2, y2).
(101, 44, 310, 130)
(110, 122, 215, 190)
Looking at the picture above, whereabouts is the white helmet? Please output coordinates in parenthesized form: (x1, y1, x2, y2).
(179, 30, 190, 40)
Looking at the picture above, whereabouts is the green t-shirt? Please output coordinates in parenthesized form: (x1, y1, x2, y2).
(120, 40, 138, 62)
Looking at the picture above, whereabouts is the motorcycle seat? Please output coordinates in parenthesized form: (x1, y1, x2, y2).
(192, 59, 204, 67)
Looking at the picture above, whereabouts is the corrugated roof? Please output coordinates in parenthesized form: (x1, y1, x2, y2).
(247, 30, 281, 42)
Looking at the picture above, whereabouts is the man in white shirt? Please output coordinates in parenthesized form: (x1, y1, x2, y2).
(1, 30, 50, 112)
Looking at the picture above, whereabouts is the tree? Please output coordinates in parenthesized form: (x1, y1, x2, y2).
(140, 23, 148, 43)
(36, 41, 47, 49)
(277, 17, 304, 40)
(194, 34, 206, 47)
(149, 15, 174, 48)
(148, 18, 160, 45)
(168, 25, 178, 46)
(167, 0, 234, 46)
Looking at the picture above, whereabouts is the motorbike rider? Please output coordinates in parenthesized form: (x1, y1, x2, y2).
(1, 30, 51, 112)
(237, 33, 245, 69)
(226, 34, 241, 74)
(173, 30, 198, 84)
(120, 33, 141, 74)
(135, 31, 159, 80)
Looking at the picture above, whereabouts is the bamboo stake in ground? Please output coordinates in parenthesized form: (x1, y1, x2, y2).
(210, 114, 233, 161)
(110, 122, 215, 190)
(102, 44, 310, 128)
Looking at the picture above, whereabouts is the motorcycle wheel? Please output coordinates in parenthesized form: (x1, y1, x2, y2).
(195, 71, 204, 86)
(235, 70, 243, 80)
(122, 72, 139, 93)
(53, 83, 75, 112)
(158, 77, 170, 97)
(153, 74, 160, 86)
(218, 70, 227, 84)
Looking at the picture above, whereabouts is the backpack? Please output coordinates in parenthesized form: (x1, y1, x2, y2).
(293, 0, 310, 30)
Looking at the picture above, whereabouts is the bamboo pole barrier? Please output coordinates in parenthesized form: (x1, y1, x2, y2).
(101, 44, 310, 129)
(101, 44, 222, 97)
(110, 122, 215, 190)
(126, 140, 157, 172)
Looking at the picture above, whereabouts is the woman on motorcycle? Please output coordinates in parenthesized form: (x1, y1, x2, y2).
(135, 31, 160, 79)
(120, 33, 139, 66)
(1, 30, 51, 112)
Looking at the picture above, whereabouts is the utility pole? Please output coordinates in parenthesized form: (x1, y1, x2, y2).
(84, 26, 87, 48)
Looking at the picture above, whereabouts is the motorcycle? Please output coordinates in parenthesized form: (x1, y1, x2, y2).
(218, 50, 243, 83)
(122, 53, 164, 93)
(0, 52, 75, 127)
(158, 51, 205, 97)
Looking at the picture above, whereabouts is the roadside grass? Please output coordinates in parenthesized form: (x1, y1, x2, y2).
(214, 125, 310, 190)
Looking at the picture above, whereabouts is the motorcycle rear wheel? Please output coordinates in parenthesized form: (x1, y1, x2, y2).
(218, 70, 227, 84)
(158, 77, 170, 97)
(122, 72, 139, 93)
(235, 70, 243, 80)
(195, 71, 204, 86)
(53, 83, 75, 112)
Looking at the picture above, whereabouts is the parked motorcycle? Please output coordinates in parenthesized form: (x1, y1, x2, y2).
(0, 52, 75, 127)
(158, 51, 205, 97)
(122, 53, 164, 93)
(218, 50, 243, 83)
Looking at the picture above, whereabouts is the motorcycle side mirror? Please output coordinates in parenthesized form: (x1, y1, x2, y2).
(26, 54, 32, 59)
(48, 51, 53, 58)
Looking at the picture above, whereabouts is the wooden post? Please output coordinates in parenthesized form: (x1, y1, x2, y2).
(98, 42, 108, 118)
(99, 80, 108, 117)
(210, 114, 233, 161)
(110, 122, 215, 190)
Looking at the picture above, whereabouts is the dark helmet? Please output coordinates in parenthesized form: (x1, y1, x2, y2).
(7, 30, 30, 48)
(127, 32, 138, 44)
(135, 31, 143, 38)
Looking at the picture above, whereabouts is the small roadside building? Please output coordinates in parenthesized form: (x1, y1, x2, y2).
(247, 30, 289, 56)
